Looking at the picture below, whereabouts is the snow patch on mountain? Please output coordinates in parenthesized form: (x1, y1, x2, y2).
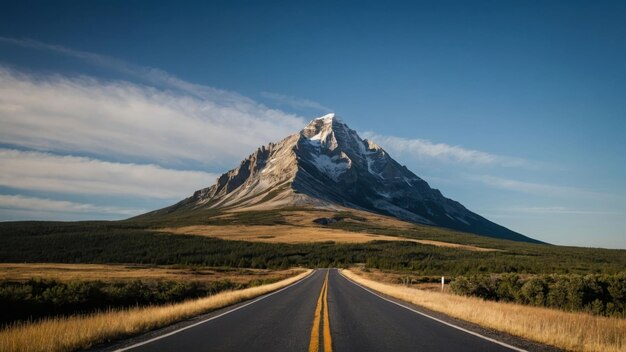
(311, 154, 351, 181)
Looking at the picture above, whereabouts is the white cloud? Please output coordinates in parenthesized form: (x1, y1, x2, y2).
(0, 149, 217, 199)
(260, 92, 331, 112)
(363, 133, 527, 167)
(0, 37, 260, 103)
(469, 175, 609, 198)
(0, 194, 143, 216)
(0, 66, 305, 166)
(494, 206, 622, 215)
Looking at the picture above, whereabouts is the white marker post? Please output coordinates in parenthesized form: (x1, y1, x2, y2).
(441, 276, 445, 292)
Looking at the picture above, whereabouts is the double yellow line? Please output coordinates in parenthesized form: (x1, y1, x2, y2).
(308, 270, 332, 352)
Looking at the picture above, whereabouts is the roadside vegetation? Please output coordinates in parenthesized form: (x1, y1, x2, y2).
(0, 270, 311, 352)
(0, 264, 299, 327)
(450, 273, 626, 318)
(343, 269, 625, 352)
(1, 279, 236, 326)
(351, 268, 626, 318)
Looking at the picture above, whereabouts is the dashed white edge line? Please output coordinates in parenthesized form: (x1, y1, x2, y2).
(114, 269, 317, 351)
(338, 271, 527, 352)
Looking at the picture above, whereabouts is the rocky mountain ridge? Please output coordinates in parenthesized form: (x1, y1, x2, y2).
(148, 114, 540, 243)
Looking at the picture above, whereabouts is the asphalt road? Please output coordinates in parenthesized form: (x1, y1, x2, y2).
(110, 269, 533, 352)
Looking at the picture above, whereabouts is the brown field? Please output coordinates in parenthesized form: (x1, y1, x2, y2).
(159, 224, 401, 243)
(409, 239, 500, 252)
(0, 263, 300, 284)
(342, 269, 626, 352)
(0, 270, 312, 352)
(278, 209, 416, 229)
(158, 224, 498, 251)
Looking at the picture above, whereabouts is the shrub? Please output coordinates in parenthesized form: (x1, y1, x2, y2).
(451, 273, 626, 317)
(521, 278, 547, 306)
(496, 274, 521, 302)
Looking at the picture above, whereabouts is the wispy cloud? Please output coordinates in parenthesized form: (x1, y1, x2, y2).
(260, 92, 331, 113)
(0, 194, 144, 216)
(0, 66, 304, 166)
(0, 36, 256, 103)
(501, 206, 623, 215)
(469, 175, 609, 198)
(363, 133, 527, 167)
(0, 149, 217, 199)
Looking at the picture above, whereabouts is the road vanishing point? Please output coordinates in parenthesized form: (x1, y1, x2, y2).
(105, 269, 541, 352)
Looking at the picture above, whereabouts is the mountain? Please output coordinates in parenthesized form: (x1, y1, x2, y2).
(146, 114, 540, 243)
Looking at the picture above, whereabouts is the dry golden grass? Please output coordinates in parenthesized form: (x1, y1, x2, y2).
(353, 268, 454, 292)
(278, 209, 416, 229)
(342, 269, 626, 352)
(0, 263, 299, 284)
(0, 269, 311, 352)
(159, 224, 497, 251)
(409, 239, 499, 252)
(159, 224, 401, 243)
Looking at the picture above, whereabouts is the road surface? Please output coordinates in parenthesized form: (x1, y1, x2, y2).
(106, 269, 540, 352)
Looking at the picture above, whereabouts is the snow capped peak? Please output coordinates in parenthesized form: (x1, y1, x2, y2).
(304, 113, 351, 135)
(315, 112, 339, 122)
(317, 112, 335, 119)
(309, 113, 344, 127)
(302, 113, 344, 143)
(301, 114, 371, 157)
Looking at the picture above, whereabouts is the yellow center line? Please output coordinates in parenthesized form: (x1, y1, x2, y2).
(309, 270, 332, 352)
(322, 271, 332, 352)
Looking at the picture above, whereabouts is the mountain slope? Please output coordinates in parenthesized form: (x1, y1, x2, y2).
(144, 114, 540, 243)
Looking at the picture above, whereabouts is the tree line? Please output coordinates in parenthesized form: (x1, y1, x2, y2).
(450, 273, 626, 317)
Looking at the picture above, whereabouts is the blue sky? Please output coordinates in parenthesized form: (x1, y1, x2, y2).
(0, 0, 625, 248)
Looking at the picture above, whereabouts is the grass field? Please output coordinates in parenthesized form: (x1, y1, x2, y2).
(0, 263, 299, 284)
(159, 224, 498, 251)
(0, 270, 311, 352)
(342, 269, 626, 352)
